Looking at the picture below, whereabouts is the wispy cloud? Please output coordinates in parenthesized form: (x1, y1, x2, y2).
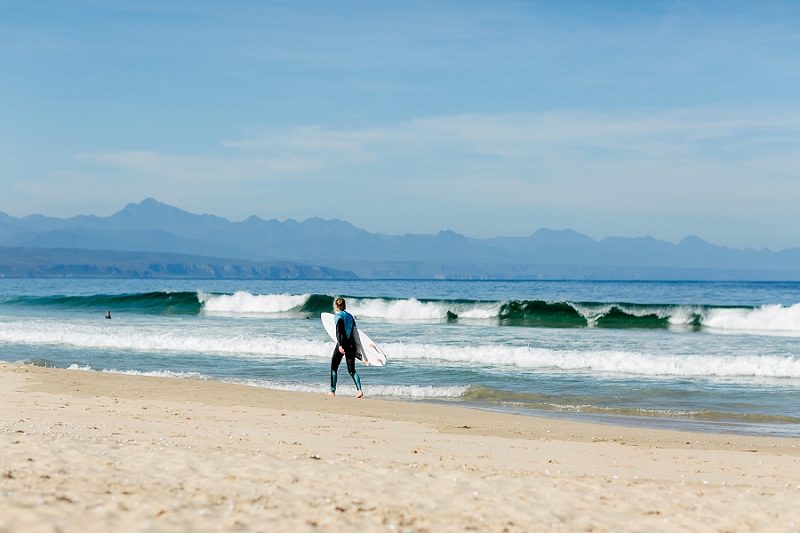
(74, 108, 800, 196)
(226, 109, 800, 164)
(75, 150, 324, 179)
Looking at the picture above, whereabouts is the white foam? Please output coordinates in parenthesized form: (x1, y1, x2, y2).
(571, 303, 696, 326)
(385, 342, 800, 379)
(560, 302, 800, 334)
(570, 303, 615, 325)
(348, 297, 449, 319)
(68, 364, 206, 380)
(348, 297, 501, 320)
(228, 379, 467, 398)
(5, 315, 800, 379)
(199, 291, 309, 314)
(701, 303, 800, 334)
(459, 306, 502, 319)
(667, 306, 704, 326)
(0, 319, 330, 358)
(63, 366, 467, 398)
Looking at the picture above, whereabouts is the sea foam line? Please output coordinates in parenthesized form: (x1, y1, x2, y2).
(386, 342, 800, 379)
(0, 318, 330, 358)
(64, 365, 467, 398)
(4, 318, 799, 379)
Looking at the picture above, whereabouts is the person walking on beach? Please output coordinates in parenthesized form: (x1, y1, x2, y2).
(326, 298, 364, 398)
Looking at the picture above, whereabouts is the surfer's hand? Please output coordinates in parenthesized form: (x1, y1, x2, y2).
(338, 346, 345, 355)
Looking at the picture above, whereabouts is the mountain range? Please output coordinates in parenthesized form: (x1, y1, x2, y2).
(1, 198, 799, 280)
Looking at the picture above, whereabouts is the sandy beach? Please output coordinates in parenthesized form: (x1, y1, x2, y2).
(1, 362, 799, 532)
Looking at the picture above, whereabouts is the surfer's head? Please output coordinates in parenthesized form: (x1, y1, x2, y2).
(334, 298, 346, 311)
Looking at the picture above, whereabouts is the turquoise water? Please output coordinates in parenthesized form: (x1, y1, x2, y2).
(1, 279, 799, 436)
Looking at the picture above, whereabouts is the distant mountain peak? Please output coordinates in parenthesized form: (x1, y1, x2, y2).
(677, 235, 717, 252)
(533, 228, 581, 236)
(529, 228, 596, 246)
(112, 198, 194, 228)
(679, 235, 709, 245)
(121, 198, 187, 215)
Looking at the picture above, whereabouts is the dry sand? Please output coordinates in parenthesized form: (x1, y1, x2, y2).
(1, 362, 799, 532)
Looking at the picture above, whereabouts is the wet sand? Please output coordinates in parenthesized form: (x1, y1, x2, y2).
(1, 362, 799, 532)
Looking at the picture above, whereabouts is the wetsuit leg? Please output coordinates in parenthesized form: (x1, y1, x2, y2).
(345, 353, 362, 391)
(330, 345, 344, 392)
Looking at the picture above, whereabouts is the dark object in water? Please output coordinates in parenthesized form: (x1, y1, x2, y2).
(105, 310, 111, 319)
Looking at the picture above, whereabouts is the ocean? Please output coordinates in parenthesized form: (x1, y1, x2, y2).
(1, 278, 799, 437)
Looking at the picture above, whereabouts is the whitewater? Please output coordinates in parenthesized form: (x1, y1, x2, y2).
(1, 278, 799, 436)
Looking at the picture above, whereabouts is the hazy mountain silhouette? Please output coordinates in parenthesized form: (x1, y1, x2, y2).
(1, 198, 799, 279)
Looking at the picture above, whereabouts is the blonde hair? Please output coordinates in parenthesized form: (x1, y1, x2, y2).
(334, 298, 346, 311)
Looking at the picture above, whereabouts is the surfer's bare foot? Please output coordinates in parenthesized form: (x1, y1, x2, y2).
(356, 390, 363, 398)
(325, 391, 335, 396)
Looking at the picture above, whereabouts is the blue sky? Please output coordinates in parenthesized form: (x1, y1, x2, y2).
(2, 1, 800, 249)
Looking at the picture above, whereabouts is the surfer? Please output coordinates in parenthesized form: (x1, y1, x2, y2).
(326, 298, 364, 398)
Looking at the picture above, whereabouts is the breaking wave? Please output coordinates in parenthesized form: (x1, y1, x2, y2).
(3, 290, 800, 335)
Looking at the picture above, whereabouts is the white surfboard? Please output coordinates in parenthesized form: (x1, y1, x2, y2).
(321, 312, 387, 367)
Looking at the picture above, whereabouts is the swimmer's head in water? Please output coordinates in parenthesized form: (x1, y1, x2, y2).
(334, 298, 346, 311)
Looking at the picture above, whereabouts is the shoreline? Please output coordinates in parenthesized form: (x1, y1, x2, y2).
(437, 401, 800, 440)
(29, 361, 800, 439)
(16, 363, 800, 452)
(2, 361, 800, 531)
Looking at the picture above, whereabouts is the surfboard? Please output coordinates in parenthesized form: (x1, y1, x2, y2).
(321, 312, 387, 367)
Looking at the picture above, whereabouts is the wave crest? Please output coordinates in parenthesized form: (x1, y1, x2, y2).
(200, 291, 310, 314)
(3, 290, 800, 335)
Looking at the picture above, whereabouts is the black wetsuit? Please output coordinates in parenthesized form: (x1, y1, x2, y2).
(330, 312, 362, 393)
